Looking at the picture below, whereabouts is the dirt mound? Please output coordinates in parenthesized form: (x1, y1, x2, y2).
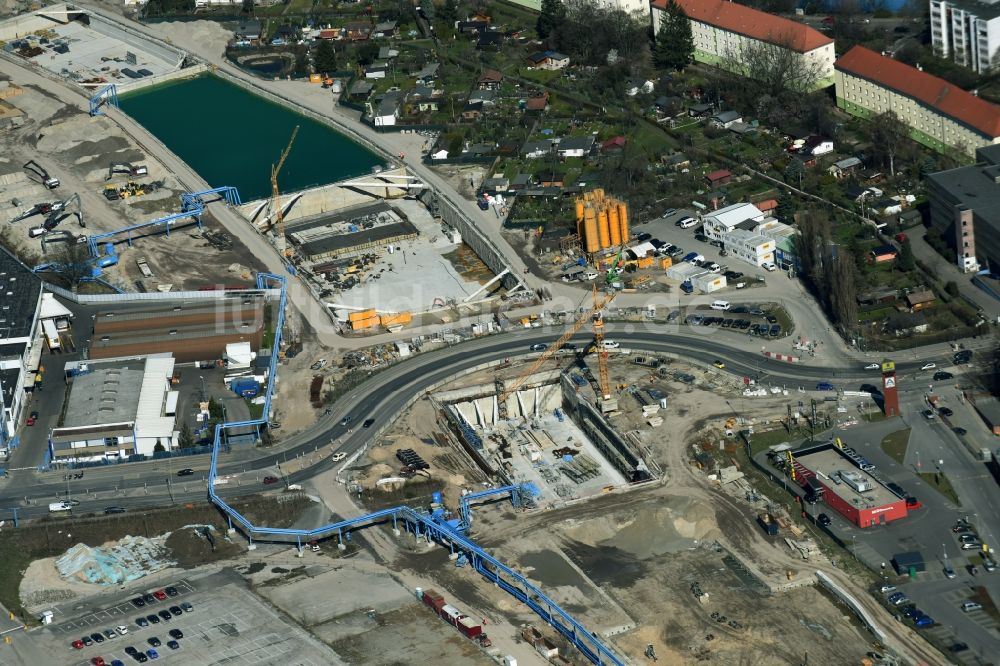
(166, 526, 244, 568)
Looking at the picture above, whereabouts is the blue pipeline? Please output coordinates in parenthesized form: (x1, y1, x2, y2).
(206, 272, 625, 666)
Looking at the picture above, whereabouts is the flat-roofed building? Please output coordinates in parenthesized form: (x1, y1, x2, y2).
(650, 0, 835, 90)
(0, 246, 43, 451)
(49, 355, 177, 461)
(835, 45, 1000, 158)
(930, 0, 1000, 74)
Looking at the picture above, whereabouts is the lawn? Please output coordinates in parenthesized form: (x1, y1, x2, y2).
(0, 535, 34, 617)
(879, 428, 911, 464)
(918, 471, 962, 507)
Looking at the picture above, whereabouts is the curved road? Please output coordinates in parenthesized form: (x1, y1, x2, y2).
(1, 328, 951, 515)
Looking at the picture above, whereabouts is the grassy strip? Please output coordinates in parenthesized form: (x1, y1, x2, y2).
(918, 471, 962, 507)
(879, 429, 910, 464)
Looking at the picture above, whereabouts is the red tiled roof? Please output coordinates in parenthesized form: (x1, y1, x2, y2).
(756, 198, 778, 211)
(650, 0, 832, 53)
(705, 169, 732, 181)
(835, 46, 1000, 139)
(602, 136, 627, 150)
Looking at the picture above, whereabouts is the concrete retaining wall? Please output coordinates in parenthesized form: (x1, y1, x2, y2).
(435, 194, 525, 293)
(116, 63, 209, 94)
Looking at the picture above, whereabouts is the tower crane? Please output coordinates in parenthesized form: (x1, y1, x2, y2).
(270, 125, 299, 257)
(496, 285, 615, 419)
(590, 285, 612, 404)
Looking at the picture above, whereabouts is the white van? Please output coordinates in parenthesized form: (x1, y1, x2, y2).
(678, 217, 697, 229)
(710, 300, 731, 311)
(601, 340, 621, 349)
(48, 501, 72, 512)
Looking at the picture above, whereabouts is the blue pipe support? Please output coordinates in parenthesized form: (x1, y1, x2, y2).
(205, 272, 624, 666)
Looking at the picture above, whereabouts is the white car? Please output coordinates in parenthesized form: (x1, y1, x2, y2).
(583, 271, 599, 281)
(117, 626, 129, 636)
(601, 340, 621, 349)
(762, 261, 777, 272)
(331, 452, 348, 462)
(921, 362, 936, 371)
(310, 359, 327, 370)
(864, 363, 880, 370)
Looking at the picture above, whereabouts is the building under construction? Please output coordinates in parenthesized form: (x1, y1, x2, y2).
(575, 190, 629, 255)
(287, 201, 418, 262)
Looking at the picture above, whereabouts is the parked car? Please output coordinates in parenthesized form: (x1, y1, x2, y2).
(961, 542, 982, 550)
(146, 649, 158, 660)
(944, 565, 956, 579)
(922, 409, 936, 420)
(157, 610, 171, 622)
(72, 639, 85, 649)
(677, 216, 697, 228)
(724, 271, 743, 280)
(939, 407, 954, 417)
(91, 632, 105, 644)
(961, 601, 982, 612)
(168, 629, 183, 639)
(164, 587, 178, 597)
(131, 598, 146, 608)
(959, 534, 979, 543)
(953, 427, 967, 436)
(817, 513, 831, 527)
(153, 590, 167, 601)
(878, 584, 896, 593)
(694, 233, 709, 242)
(180, 602, 193, 612)
(135, 617, 148, 628)
(636, 232, 652, 242)
(166, 640, 179, 651)
(26, 410, 39, 426)
(103, 629, 117, 640)
(914, 615, 935, 628)
(147, 637, 161, 647)
(145, 614, 158, 624)
(762, 261, 777, 271)
(117, 626, 129, 636)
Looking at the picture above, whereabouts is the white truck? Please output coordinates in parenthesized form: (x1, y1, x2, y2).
(48, 501, 72, 512)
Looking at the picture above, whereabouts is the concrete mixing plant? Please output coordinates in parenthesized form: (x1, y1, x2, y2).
(575, 189, 629, 255)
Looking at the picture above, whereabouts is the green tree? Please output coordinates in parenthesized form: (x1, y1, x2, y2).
(153, 440, 166, 453)
(898, 238, 915, 271)
(178, 422, 195, 449)
(314, 40, 337, 74)
(654, 0, 694, 71)
(775, 193, 796, 222)
(537, 0, 565, 40)
(945, 280, 960, 297)
(785, 158, 805, 189)
(293, 48, 309, 78)
(439, 0, 458, 24)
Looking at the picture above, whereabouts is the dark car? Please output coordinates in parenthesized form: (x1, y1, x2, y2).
(933, 371, 954, 381)
(134, 653, 148, 663)
(725, 271, 744, 280)
(166, 640, 180, 651)
(709, 240, 723, 248)
(529, 343, 546, 352)
(135, 617, 149, 628)
(176, 469, 194, 477)
(817, 513, 831, 527)
(180, 602, 193, 612)
(125, 647, 138, 656)
(91, 632, 105, 644)
(105, 506, 126, 514)
(363, 418, 375, 428)
(765, 314, 778, 324)
(168, 606, 182, 617)
(636, 232, 652, 242)
(769, 324, 781, 337)
(168, 629, 183, 639)
(147, 637, 161, 647)
(145, 614, 159, 625)
(262, 476, 279, 485)
(339, 416, 352, 426)
(954, 350, 973, 364)
(157, 610, 171, 622)
(949, 642, 969, 653)
(694, 233, 709, 242)
(82, 636, 94, 646)
(939, 407, 954, 417)
(131, 598, 146, 608)
(953, 427, 968, 436)
(164, 586, 178, 597)
(887, 482, 906, 496)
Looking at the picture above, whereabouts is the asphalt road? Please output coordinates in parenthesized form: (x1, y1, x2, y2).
(0, 328, 962, 517)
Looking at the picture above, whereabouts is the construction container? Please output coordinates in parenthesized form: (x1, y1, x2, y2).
(503, 657, 518, 666)
(350, 316, 380, 330)
(457, 617, 483, 638)
(692, 273, 727, 293)
(440, 605, 463, 626)
(597, 209, 611, 249)
(608, 206, 621, 246)
(348, 309, 376, 322)
(422, 589, 446, 613)
(230, 377, 259, 398)
(636, 256, 654, 269)
(522, 626, 543, 645)
(379, 311, 412, 328)
(660, 257, 673, 269)
(536, 638, 559, 659)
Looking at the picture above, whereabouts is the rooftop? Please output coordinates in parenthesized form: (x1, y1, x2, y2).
(796, 446, 900, 508)
(0, 245, 43, 343)
(836, 46, 1000, 138)
(926, 159, 1000, 230)
(63, 365, 145, 427)
(933, 0, 1000, 21)
(651, 0, 833, 53)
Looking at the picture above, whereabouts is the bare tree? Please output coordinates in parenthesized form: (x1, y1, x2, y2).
(724, 33, 827, 96)
(830, 255, 859, 335)
(869, 111, 908, 177)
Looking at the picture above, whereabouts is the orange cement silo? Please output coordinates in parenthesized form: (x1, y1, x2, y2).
(598, 209, 611, 249)
(608, 205, 621, 246)
(583, 207, 599, 254)
(617, 202, 629, 242)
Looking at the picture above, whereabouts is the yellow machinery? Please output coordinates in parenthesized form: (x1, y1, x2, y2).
(497, 285, 615, 417)
(785, 450, 796, 482)
(270, 125, 299, 257)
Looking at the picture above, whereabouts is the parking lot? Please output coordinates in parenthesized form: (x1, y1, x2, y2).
(38, 570, 339, 666)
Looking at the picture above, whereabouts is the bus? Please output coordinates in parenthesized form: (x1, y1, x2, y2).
(42, 319, 60, 351)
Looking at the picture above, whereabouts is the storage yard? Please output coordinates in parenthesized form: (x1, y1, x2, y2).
(0, 62, 264, 290)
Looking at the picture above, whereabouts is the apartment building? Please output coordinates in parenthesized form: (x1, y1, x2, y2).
(930, 0, 1000, 73)
(926, 144, 1000, 272)
(650, 0, 835, 90)
(834, 45, 1000, 159)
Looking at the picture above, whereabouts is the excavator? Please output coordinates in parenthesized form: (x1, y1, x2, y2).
(105, 162, 148, 181)
(23, 160, 59, 189)
(605, 244, 626, 285)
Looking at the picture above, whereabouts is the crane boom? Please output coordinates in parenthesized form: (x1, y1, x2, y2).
(497, 286, 615, 412)
(271, 125, 299, 256)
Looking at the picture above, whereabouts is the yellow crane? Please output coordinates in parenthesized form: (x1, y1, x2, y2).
(497, 285, 615, 418)
(271, 125, 299, 257)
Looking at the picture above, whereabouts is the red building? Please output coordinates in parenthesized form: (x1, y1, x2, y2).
(791, 445, 908, 528)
